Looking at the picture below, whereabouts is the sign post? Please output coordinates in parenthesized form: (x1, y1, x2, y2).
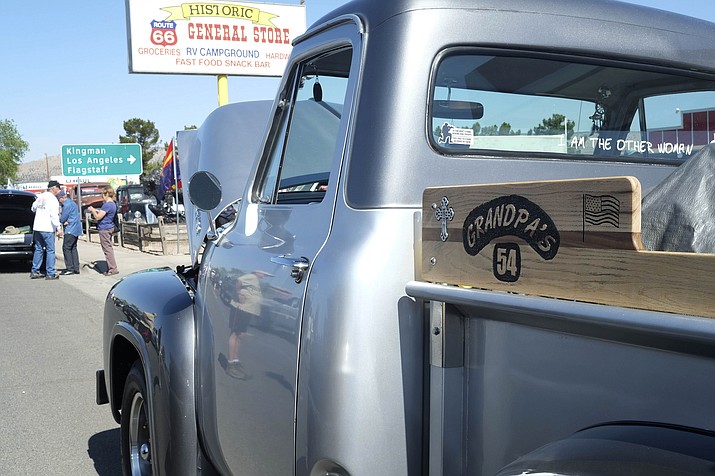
(61, 144, 143, 177)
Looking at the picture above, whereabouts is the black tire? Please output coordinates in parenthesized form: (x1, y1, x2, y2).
(120, 361, 153, 476)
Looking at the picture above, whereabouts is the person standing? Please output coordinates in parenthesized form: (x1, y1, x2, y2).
(225, 273, 262, 379)
(57, 189, 82, 275)
(88, 186, 119, 276)
(30, 180, 63, 280)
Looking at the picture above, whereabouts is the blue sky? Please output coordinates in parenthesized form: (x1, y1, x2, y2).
(1, 0, 712, 164)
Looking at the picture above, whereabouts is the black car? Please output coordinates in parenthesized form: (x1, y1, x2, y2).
(0, 189, 36, 263)
(116, 184, 158, 223)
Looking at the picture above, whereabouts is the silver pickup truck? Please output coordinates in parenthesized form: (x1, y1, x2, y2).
(97, 0, 715, 474)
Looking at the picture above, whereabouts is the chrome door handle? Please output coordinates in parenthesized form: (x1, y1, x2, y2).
(271, 255, 310, 283)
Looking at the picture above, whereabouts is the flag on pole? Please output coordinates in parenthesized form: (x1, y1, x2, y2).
(584, 194, 620, 227)
(157, 139, 181, 201)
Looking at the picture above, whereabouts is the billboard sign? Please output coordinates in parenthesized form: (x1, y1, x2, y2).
(61, 144, 143, 177)
(125, 0, 306, 76)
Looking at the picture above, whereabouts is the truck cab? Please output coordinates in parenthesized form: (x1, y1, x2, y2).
(98, 1, 715, 475)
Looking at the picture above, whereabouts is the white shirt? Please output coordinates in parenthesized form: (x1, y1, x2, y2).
(31, 191, 61, 233)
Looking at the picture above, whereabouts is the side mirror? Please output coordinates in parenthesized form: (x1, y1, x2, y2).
(433, 100, 484, 120)
(188, 171, 222, 211)
(188, 171, 223, 241)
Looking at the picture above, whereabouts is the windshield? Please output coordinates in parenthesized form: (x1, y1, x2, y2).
(128, 188, 154, 202)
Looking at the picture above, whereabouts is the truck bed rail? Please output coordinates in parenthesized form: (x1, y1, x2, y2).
(421, 176, 715, 318)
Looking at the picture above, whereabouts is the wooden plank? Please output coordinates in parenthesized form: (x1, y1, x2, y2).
(157, 217, 168, 255)
(422, 176, 715, 318)
(120, 221, 140, 250)
(120, 220, 168, 253)
(118, 218, 186, 255)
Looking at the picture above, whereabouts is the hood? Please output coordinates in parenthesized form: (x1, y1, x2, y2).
(0, 189, 37, 209)
(178, 100, 273, 264)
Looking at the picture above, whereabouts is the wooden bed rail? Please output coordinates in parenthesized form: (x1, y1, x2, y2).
(422, 176, 715, 318)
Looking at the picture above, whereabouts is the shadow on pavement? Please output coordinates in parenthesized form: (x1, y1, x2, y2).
(84, 260, 109, 274)
(87, 428, 121, 476)
(0, 260, 32, 274)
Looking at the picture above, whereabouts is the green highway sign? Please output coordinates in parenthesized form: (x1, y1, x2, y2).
(61, 143, 143, 177)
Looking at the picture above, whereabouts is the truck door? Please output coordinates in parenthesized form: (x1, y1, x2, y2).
(195, 29, 359, 475)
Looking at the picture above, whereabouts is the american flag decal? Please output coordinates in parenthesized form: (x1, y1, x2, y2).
(583, 194, 620, 227)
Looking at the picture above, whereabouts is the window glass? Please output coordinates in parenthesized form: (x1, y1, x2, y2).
(256, 47, 352, 204)
(431, 53, 715, 162)
(258, 111, 288, 203)
(639, 91, 715, 159)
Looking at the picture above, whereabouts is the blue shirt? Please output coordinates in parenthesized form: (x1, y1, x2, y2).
(59, 199, 82, 236)
(97, 200, 117, 231)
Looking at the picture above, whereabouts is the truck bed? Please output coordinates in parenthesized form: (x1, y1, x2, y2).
(406, 281, 715, 474)
(411, 176, 715, 474)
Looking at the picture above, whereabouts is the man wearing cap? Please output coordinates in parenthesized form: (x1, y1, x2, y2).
(30, 180, 64, 280)
(58, 189, 82, 275)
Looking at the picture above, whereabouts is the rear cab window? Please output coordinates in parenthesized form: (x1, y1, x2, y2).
(430, 51, 715, 163)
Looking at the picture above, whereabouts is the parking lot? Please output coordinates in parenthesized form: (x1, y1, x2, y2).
(0, 239, 188, 475)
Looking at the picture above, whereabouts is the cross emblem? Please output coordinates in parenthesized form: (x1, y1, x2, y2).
(433, 196, 454, 242)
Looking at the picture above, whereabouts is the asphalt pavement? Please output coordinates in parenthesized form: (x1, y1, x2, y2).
(0, 237, 191, 475)
(53, 235, 192, 298)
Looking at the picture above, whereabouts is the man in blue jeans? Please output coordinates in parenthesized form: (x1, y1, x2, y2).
(58, 189, 82, 275)
(30, 180, 64, 280)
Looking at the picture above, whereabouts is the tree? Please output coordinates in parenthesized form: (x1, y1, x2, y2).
(498, 122, 513, 136)
(161, 125, 197, 151)
(481, 124, 499, 136)
(533, 113, 575, 137)
(119, 118, 160, 172)
(0, 119, 29, 185)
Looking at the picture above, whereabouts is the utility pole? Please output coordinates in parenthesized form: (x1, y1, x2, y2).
(45, 153, 50, 180)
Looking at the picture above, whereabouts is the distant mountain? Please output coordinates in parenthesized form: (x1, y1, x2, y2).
(17, 154, 62, 183)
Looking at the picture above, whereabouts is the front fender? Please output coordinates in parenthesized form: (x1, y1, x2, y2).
(103, 267, 198, 475)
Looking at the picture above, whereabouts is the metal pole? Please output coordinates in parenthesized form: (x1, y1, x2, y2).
(77, 179, 86, 239)
(217, 75, 228, 106)
(173, 139, 180, 254)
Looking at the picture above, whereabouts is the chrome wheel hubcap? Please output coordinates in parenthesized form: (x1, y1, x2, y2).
(129, 392, 152, 475)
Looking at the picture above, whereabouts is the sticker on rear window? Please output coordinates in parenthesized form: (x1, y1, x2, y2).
(438, 122, 473, 146)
